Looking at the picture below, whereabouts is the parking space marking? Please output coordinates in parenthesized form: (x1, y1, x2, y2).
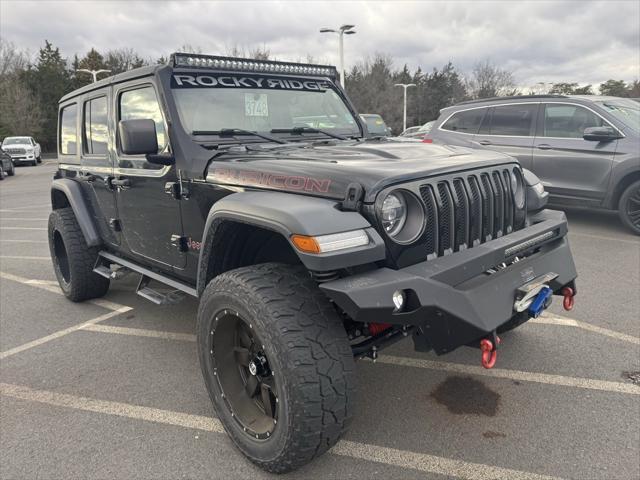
(81, 324, 197, 342)
(0, 239, 48, 243)
(0, 382, 562, 480)
(0, 227, 47, 231)
(0, 306, 132, 360)
(533, 313, 640, 345)
(65, 322, 638, 395)
(0, 271, 131, 311)
(377, 355, 640, 395)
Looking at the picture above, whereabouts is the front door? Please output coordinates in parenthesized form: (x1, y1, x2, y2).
(472, 103, 538, 170)
(532, 103, 616, 203)
(113, 83, 185, 269)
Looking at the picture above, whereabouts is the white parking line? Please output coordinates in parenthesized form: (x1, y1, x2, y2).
(70, 323, 638, 396)
(533, 312, 640, 345)
(82, 324, 196, 342)
(0, 382, 562, 480)
(0, 307, 131, 360)
(0, 239, 48, 243)
(377, 355, 640, 395)
(0, 227, 47, 231)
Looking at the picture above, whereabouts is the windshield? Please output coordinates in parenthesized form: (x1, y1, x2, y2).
(171, 73, 360, 138)
(2, 137, 30, 145)
(361, 115, 388, 135)
(595, 99, 640, 133)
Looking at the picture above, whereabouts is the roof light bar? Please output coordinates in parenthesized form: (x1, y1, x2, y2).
(170, 53, 338, 78)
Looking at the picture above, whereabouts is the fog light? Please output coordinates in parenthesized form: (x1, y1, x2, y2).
(392, 290, 405, 312)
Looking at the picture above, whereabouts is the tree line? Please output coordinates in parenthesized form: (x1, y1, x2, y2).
(1, 39, 638, 152)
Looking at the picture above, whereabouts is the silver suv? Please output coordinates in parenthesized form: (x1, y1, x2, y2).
(427, 95, 640, 234)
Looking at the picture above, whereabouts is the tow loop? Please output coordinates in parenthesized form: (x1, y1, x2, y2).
(561, 287, 575, 311)
(480, 336, 501, 369)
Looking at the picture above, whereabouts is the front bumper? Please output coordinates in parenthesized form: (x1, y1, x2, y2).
(321, 209, 577, 354)
(9, 155, 35, 164)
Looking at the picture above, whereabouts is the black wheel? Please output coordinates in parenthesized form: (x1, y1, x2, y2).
(48, 208, 110, 302)
(0, 168, 5, 180)
(7, 163, 15, 176)
(618, 180, 640, 235)
(197, 263, 355, 473)
(37, 155, 42, 164)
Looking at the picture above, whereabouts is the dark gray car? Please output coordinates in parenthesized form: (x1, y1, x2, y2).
(427, 95, 640, 234)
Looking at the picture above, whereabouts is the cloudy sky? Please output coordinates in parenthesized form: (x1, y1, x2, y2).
(1, 0, 639, 88)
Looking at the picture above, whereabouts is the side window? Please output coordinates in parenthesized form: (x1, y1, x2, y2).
(484, 104, 537, 136)
(59, 104, 78, 155)
(441, 108, 486, 134)
(119, 86, 167, 153)
(84, 97, 109, 155)
(543, 104, 605, 138)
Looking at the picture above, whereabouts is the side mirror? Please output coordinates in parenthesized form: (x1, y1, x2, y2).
(118, 119, 159, 155)
(583, 126, 621, 142)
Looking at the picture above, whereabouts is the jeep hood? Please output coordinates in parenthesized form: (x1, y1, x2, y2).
(205, 141, 518, 203)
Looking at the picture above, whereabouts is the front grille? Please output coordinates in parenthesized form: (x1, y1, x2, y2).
(3, 148, 26, 155)
(418, 168, 522, 256)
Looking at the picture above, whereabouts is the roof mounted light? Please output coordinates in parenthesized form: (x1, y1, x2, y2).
(170, 53, 338, 79)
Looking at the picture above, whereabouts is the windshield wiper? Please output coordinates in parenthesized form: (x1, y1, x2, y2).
(192, 128, 288, 144)
(271, 126, 348, 140)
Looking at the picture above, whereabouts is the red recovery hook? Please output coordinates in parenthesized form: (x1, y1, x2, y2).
(480, 336, 501, 369)
(561, 287, 575, 311)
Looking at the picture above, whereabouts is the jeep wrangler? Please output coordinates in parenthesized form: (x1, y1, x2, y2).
(49, 53, 577, 473)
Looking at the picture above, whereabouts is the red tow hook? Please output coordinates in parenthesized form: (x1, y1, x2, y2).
(561, 287, 575, 311)
(480, 336, 501, 369)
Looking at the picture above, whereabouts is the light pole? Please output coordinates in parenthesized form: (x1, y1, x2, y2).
(320, 24, 356, 88)
(76, 69, 111, 83)
(394, 83, 416, 132)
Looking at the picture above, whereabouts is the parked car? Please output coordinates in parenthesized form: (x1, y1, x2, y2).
(1, 136, 41, 166)
(400, 120, 435, 139)
(48, 53, 577, 473)
(427, 95, 640, 234)
(0, 149, 16, 177)
(360, 113, 392, 136)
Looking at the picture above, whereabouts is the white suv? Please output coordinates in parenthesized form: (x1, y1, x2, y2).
(1, 136, 41, 166)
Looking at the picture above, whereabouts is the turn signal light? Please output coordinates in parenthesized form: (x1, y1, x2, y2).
(291, 230, 369, 254)
(291, 235, 321, 254)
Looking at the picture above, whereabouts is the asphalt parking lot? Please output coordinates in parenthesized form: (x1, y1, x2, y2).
(1, 161, 638, 480)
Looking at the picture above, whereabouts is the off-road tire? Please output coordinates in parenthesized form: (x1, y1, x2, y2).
(7, 163, 15, 176)
(0, 168, 4, 180)
(618, 180, 640, 235)
(48, 208, 110, 302)
(197, 263, 355, 473)
(36, 155, 42, 164)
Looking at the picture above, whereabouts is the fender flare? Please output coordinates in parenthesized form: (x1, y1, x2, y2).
(51, 178, 102, 247)
(196, 191, 385, 295)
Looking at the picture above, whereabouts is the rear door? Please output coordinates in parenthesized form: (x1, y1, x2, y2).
(472, 103, 538, 169)
(532, 103, 616, 203)
(80, 93, 120, 246)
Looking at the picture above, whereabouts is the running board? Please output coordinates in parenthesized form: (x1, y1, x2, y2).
(97, 251, 198, 300)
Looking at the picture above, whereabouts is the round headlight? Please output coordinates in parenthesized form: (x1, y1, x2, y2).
(381, 193, 407, 236)
(379, 190, 426, 244)
(512, 169, 525, 209)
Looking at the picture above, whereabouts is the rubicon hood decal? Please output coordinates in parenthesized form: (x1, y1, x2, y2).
(210, 168, 332, 193)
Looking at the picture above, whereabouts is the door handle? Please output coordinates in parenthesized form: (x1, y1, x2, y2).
(537, 144, 552, 150)
(478, 140, 492, 146)
(105, 176, 131, 190)
(80, 174, 96, 183)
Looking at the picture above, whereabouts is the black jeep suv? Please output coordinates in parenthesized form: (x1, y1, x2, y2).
(49, 53, 577, 473)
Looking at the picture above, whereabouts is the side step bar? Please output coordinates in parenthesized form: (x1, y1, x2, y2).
(95, 251, 198, 305)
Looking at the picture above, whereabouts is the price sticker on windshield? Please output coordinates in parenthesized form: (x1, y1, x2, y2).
(245, 93, 268, 117)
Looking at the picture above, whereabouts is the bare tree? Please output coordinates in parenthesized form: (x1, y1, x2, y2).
(0, 78, 43, 137)
(0, 39, 29, 76)
(466, 60, 515, 99)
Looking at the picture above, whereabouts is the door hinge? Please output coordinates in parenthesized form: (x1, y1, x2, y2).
(109, 218, 122, 232)
(171, 234, 189, 252)
(165, 182, 181, 200)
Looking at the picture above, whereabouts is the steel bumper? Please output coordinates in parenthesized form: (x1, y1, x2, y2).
(320, 209, 577, 354)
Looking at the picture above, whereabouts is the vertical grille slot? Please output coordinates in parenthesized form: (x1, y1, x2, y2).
(502, 170, 514, 233)
(452, 178, 469, 250)
(419, 185, 438, 256)
(436, 182, 454, 255)
(491, 171, 505, 237)
(467, 175, 483, 246)
(479, 173, 494, 241)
